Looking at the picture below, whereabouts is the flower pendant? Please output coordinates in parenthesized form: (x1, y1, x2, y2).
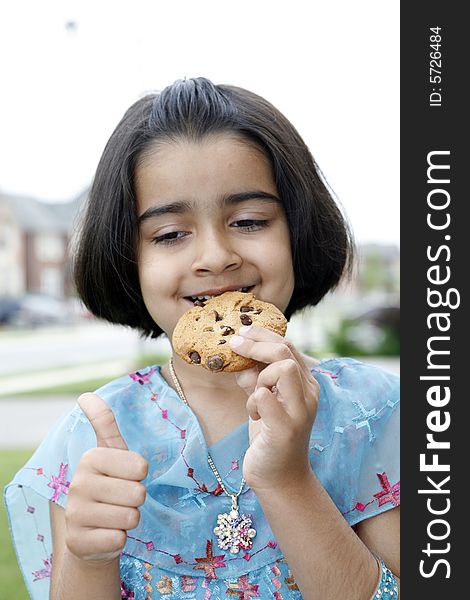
(213, 496, 256, 554)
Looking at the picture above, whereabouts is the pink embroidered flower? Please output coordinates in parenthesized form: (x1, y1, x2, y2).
(32, 556, 52, 581)
(36, 467, 43, 475)
(187, 468, 194, 477)
(145, 541, 155, 551)
(129, 368, 156, 385)
(243, 552, 251, 561)
(174, 553, 183, 564)
(267, 540, 277, 549)
(47, 463, 70, 502)
(232, 460, 239, 470)
(162, 409, 168, 419)
(181, 429, 187, 439)
(226, 574, 260, 599)
(355, 502, 366, 512)
(193, 540, 226, 579)
(373, 473, 400, 507)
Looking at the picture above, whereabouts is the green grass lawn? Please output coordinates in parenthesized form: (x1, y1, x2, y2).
(1, 449, 34, 598)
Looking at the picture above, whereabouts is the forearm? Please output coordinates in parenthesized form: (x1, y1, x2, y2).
(50, 549, 121, 600)
(255, 471, 384, 600)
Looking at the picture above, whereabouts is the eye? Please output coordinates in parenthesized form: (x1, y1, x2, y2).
(152, 231, 189, 246)
(231, 219, 269, 231)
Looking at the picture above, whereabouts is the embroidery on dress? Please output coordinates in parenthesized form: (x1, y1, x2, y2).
(47, 462, 70, 502)
(374, 472, 400, 507)
(32, 555, 52, 581)
(194, 540, 227, 579)
(343, 472, 400, 517)
(226, 574, 260, 598)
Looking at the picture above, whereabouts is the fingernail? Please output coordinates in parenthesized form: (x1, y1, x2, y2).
(239, 326, 252, 335)
(229, 335, 244, 348)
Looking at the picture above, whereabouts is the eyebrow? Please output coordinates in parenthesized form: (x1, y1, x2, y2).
(137, 191, 281, 224)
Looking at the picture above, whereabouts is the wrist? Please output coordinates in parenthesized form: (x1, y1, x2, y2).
(64, 546, 121, 571)
(248, 463, 316, 497)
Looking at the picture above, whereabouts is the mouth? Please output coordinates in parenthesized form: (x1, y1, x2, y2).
(184, 286, 255, 306)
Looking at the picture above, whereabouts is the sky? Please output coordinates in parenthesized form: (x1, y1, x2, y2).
(0, 0, 399, 245)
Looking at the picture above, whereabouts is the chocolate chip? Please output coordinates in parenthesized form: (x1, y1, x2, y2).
(189, 351, 201, 364)
(220, 325, 235, 336)
(213, 310, 223, 321)
(240, 315, 253, 326)
(194, 300, 206, 307)
(217, 339, 227, 344)
(240, 306, 254, 312)
(207, 355, 224, 370)
(203, 327, 214, 332)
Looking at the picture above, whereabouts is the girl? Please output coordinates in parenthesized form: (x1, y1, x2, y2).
(5, 77, 399, 599)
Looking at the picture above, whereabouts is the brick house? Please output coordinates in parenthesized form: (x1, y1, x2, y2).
(0, 192, 85, 299)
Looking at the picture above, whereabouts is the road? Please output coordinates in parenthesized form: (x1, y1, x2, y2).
(0, 321, 170, 377)
(0, 321, 172, 395)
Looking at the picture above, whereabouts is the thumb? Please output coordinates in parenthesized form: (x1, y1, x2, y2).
(78, 392, 128, 450)
(234, 366, 259, 397)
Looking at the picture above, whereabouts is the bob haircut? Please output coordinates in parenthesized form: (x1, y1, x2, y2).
(74, 77, 355, 338)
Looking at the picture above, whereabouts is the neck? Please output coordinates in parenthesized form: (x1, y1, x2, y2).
(163, 353, 248, 405)
(163, 353, 249, 447)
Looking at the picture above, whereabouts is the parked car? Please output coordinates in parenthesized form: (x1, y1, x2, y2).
(0, 297, 21, 325)
(9, 294, 71, 327)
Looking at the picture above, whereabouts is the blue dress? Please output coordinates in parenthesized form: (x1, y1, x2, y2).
(4, 358, 400, 599)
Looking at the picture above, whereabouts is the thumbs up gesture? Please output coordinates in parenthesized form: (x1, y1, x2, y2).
(65, 393, 149, 563)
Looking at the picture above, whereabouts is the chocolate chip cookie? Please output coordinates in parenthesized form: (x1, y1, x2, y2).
(172, 291, 287, 372)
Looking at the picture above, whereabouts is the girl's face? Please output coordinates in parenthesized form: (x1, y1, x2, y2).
(136, 134, 295, 339)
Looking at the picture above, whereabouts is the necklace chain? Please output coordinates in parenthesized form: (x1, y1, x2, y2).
(168, 358, 246, 500)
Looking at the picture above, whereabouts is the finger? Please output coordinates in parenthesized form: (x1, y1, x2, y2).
(255, 360, 309, 422)
(234, 366, 260, 397)
(246, 387, 286, 429)
(78, 392, 128, 450)
(72, 501, 141, 531)
(230, 334, 294, 366)
(84, 474, 147, 507)
(66, 527, 127, 561)
(236, 326, 314, 379)
(81, 448, 148, 481)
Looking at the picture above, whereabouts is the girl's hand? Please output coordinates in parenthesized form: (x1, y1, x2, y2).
(65, 393, 148, 564)
(229, 326, 319, 492)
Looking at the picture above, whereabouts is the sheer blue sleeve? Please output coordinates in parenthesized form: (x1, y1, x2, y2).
(310, 359, 400, 526)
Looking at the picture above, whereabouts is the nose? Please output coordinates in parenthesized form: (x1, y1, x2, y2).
(191, 228, 242, 274)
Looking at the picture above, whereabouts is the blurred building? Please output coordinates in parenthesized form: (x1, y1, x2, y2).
(0, 192, 84, 298)
(288, 243, 400, 354)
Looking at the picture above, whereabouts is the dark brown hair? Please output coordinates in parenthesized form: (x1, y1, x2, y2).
(74, 77, 354, 338)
